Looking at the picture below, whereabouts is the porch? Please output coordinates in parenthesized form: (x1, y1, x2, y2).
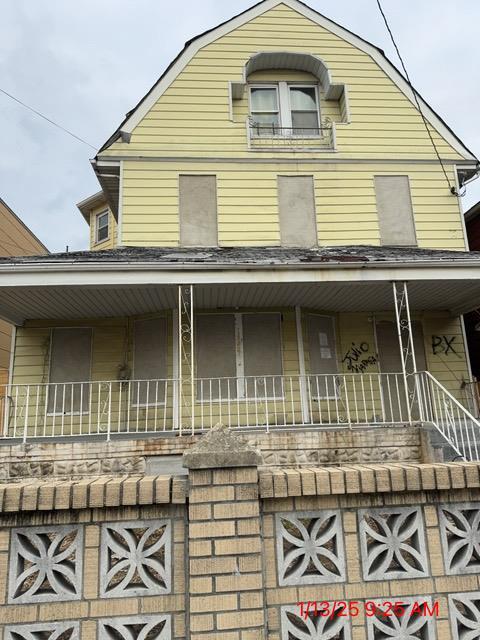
(1, 246, 480, 459)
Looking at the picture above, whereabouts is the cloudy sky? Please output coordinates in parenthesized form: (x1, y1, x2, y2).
(1, 0, 479, 252)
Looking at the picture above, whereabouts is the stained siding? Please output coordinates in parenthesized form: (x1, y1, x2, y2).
(102, 4, 463, 161)
(121, 161, 465, 249)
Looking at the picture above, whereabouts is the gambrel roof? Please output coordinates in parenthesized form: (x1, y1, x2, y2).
(98, 0, 477, 162)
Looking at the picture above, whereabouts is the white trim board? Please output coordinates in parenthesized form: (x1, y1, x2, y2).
(102, 0, 477, 162)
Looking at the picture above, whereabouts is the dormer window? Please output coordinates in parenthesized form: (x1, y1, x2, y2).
(250, 82, 320, 137)
(95, 210, 109, 243)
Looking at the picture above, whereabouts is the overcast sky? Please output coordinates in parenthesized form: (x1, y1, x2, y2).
(1, 0, 479, 253)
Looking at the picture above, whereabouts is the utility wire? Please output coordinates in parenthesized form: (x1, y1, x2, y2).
(375, 0, 457, 195)
(0, 87, 97, 151)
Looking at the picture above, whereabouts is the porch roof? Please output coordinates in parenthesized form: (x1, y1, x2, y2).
(1, 245, 480, 324)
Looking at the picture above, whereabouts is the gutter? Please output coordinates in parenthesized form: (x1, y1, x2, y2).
(0, 258, 480, 273)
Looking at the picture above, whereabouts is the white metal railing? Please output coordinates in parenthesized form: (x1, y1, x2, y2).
(194, 373, 410, 431)
(0, 379, 175, 441)
(3, 373, 480, 457)
(0, 373, 409, 441)
(248, 121, 334, 150)
(415, 371, 480, 461)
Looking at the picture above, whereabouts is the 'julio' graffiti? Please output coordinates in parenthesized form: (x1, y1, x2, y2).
(342, 342, 378, 373)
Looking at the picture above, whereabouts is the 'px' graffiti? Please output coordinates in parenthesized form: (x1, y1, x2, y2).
(431, 335, 457, 356)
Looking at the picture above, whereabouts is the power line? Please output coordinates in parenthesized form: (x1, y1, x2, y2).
(0, 87, 97, 151)
(375, 0, 458, 195)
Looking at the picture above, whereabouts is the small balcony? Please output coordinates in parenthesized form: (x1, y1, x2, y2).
(248, 120, 334, 151)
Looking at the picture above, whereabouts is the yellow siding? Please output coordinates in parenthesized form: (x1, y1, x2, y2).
(89, 204, 118, 251)
(121, 161, 465, 249)
(102, 4, 463, 161)
(9, 309, 471, 428)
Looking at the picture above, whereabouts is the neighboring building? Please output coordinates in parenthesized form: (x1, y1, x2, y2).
(0, 197, 47, 385)
(3, 2, 480, 638)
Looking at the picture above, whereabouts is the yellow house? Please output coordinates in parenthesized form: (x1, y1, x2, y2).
(1, 0, 480, 459)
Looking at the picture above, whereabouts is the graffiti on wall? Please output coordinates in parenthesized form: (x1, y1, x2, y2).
(342, 342, 378, 373)
(431, 335, 457, 356)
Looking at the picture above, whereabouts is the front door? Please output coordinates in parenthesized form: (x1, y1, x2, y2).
(375, 320, 426, 422)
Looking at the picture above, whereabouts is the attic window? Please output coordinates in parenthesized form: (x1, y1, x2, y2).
(96, 211, 109, 243)
(250, 83, 320, 136)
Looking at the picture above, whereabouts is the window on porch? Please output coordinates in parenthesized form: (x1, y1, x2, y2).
(47, 328, 92, 414)
(195, 313, 283, 400)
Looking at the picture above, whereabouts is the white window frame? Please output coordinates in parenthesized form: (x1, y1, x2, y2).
(196, 311, 284, 401)
(95, 210, 110, 244)
(249, 82, 321, 137)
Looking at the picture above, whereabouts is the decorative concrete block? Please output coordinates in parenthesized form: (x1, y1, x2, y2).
(8, 524, 83, 603)
(275, 511, 346, 585)
(449, 591, 480, 640)
(280, 603, 351, 639)
(358, 506, 429, 581)
(100, 519, 171, 598)
(4, 622, 80, 640)
(438, 503, 480, 575)
(98, 614, 171, 639)
(366, 598, 436, 639)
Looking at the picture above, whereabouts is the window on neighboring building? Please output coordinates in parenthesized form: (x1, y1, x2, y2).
(195, 312, 283, 399)
(278, 175, 317, 247)
(250, 83, 320, 136)
(96, 211, 109, 243)
(133, 317, 168, 405)
(179, 175, 218, 246)
(374, 175, 417, 246)
(48, 328, 92, 414)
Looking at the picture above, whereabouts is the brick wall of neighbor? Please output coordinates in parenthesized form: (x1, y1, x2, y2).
(2, 446, 480, 639)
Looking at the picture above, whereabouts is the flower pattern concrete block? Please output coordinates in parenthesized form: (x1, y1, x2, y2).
(358, 506, 429, 581)
(276, 510, 346, 585)
(366, 598, 436, 639)
(281, 604, 351, 640)
(449, 591, 480, 640)
(4, 622, 80, 640)
(439, 502, 480, 575)
(98, 614, 171, 640)
(8, 525, 83, 603)
(100, 519, 172, 598)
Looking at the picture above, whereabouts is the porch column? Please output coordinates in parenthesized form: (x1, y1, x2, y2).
(178, 285, 195, 435)
(392, 281, 418, 424)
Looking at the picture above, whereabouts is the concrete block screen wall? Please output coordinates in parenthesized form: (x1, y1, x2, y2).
(2, 456, 480, 638)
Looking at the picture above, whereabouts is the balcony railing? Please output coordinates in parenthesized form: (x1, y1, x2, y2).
(1, 373, 412, 441)
(248, 120, 334, 151)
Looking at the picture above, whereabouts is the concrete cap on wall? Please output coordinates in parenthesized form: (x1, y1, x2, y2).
(183, 424, 263, 469)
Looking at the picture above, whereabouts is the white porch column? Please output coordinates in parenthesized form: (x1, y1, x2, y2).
(295, 306, 310, 424)
(392, 281, 418, 425)
(178, 285, 195, 434)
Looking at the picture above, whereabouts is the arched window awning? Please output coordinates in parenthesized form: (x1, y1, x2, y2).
(231, 51, 344, 100)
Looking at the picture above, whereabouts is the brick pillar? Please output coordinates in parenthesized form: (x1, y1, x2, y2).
(183, 426, 265, 640)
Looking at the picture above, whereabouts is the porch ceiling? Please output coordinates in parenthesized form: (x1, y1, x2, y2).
(1, 278, 480, 324)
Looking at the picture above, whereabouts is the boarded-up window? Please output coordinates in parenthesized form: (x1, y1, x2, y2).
(278, 176, 317, 248)
(195, 313, 283, 399)
(196, 314, 236, 399)
(48, 328, 92, 413)
(179, 175, 217, 247)
(374, 176, 417, 246)
(242, 314, 283, 397)
(307, 315, 338, 398)
(133, 317, 168, 405)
